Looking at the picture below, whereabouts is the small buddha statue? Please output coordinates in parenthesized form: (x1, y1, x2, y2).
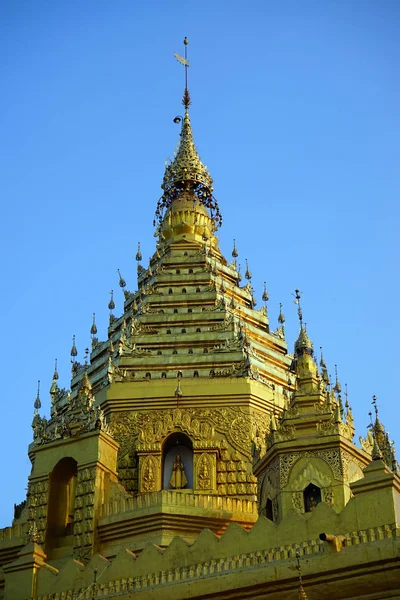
(169, 455, 188, 489)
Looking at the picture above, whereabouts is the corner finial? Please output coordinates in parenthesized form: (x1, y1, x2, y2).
(70, 335, 78, 357)
(278, 303, 285, 324)
(90, 313, 97, 336)
(34, 380, 41, 410)
(135, 242, 142, 262)
(262, 282, 269, 303)
(117, 269, 126, 289)
(232, 239, 238, 258)
(245, 259, 252, 280)
(53, 359, 59, 381)
(108, 289, 115, 311)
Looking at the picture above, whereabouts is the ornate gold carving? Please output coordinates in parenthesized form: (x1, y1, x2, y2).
(111, 406, 268, 462)
(195, 453, 214, 490)
(73, 466, 97, 561)
(292, 491, 303, 511)
(322, 486, 334, 507)
(140, 455, 161, 493)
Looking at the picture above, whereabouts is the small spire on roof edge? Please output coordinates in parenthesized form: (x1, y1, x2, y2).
(262, 282, 269, 303)
(34, 380, 41, 410)
(53, 359, 59, 381)
(70, 335, 78, 358)
(117, 269, 126, 288)
(232, 239, 238, 258)
(108, 290, 115, 311)
(278, 303, 285, 324)
(90, 313, 97, 336)
(245, 259, 252, 280)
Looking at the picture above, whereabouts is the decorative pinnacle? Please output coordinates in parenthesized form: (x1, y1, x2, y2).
(262, 282, 269, 303)
(293, 289, 303, 326)
(90, 313, 97, 336)
(70, 335, 78, 357)
(117, 269, 126, 288)
(135, 242, 142, 262)
(53, 359, 59, 381)
(245, 259, 252, 280)
(237, 264, 242, 283)
(108, 290, 115, 311)
(232, 239, 238, 258)
(34, 380, 41, 410)
(333, 364, 341, 394)
(155, 38, 222, 230)
(372, 394, 378, 416)
(278, 303, 285, 324)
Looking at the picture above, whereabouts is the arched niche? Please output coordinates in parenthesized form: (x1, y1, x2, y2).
(45, 457, 78, 553)
(288, 457, 333, 491)
(304, 483, 322, 512)
(162, 432, 193, 490)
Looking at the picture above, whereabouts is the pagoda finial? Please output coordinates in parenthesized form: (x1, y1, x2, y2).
(278, 303, 285, 324)
(135, 242, 142, 262)
(333, 364, 341, 394)
(262, 281, 269, 303)
(90, 313, 97, 336)
(245, 259, 252, 280)
(117, 269, 126, 289)
(293, 291, 313, 356)
(155, 39, 222, 230)
(294, 289, 303, 326)
(70, 335, 78, 357)
(232, 239, 238, 258)
(34, 380, 41, 411)
(108, 289, 115, 311)
(174, 37, 190, 109)
(53, 359, 59, 381)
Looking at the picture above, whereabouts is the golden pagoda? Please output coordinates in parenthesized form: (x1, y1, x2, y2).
(0, 40, 399, 600)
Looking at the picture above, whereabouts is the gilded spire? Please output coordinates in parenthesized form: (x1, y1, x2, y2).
(155, 38, 222, 230)
(294, 291, 313, 356)
(53, 359, 59, 381)
(135, 242, 142, 262)
(333, 364, 341, 394)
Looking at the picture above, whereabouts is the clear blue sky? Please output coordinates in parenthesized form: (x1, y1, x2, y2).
(0, 0, 399, 527)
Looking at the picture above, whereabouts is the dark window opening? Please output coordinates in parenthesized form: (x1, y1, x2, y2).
(304, 484, 321, 513)
(266, 498, 274, 521)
